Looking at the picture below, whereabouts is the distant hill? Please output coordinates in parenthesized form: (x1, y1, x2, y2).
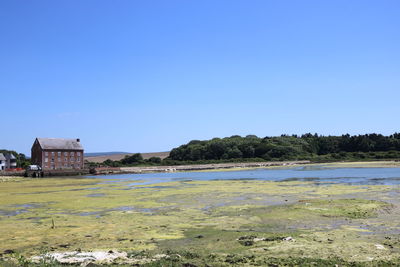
(85, 151, 170, 163)
(84, 152, 130, 157)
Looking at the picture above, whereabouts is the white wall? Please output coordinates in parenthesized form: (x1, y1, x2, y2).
(0, 160, 5, 171)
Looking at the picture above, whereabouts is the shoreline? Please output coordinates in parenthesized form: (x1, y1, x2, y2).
(2, 160, 400, 179)
(92, 159, 400, 175)
(93, 160, 311, 175)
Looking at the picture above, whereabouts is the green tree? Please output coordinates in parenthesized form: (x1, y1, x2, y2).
(121, 153, 143, 165)
(147, 157, 162, 164)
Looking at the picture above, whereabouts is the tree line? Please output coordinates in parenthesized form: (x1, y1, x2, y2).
(99, 133, 400, 167)
(96, 153, 162, 167)
(168, 133, 400, 162)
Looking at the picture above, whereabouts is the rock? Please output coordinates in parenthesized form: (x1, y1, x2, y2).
(375, 244, 386, 250)
(283, 237, 295, 242)
(3, 249, 15, 254)
(31, 250, 128, 265)
(243, 240, 254, 246)
(59, 244, 70, 248)
(154, 254, 169, 259)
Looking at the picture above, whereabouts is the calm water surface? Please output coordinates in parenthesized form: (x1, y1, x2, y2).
(88, 166, 400, 186)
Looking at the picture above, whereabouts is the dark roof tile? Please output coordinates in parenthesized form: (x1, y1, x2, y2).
(37, 138, 83, 150)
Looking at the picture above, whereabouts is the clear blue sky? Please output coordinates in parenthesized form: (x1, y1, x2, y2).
(1, 1, 399, 155)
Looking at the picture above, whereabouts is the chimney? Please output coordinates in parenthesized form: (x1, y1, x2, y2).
(77, 138, 80, 142)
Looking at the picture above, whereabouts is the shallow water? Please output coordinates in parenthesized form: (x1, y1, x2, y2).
(88, 166, 400, 186)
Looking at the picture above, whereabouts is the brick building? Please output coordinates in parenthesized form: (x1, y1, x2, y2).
(31, 138, 84, 170)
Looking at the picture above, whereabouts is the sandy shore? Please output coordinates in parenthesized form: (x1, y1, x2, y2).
(115, 160, 311, 174)
(93, 160, 400, 175)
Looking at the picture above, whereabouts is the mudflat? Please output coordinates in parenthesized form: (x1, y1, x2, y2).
(0, 162, 400, 266)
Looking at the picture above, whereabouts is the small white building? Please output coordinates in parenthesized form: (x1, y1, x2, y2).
(0, 153, 6, 171)
(4, 153, 17, 169)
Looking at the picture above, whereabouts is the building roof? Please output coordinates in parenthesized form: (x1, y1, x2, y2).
(0, 153, 5, 161)
(36, 138, 84, 150)
(4, 153, 16, 160)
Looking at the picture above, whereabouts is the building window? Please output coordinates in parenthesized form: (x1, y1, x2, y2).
(51, 158, 54, 162)
(45, 158, 48, 163)
(64, 152, 68, 156)
(71, 157, 74, 162)
(58, 157, 61, 162)
(77, 152, 81, 156)
(58, 152, 61, 157)
(64, 163, 68, 167)
(77, 157, 81, 162)
(70, 152, 74, 156)
(64, 158, 68, 162)
(51, 152, 55, 156)
(45, 152, 49, 156)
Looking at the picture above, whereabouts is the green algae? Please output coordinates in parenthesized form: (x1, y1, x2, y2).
(296, 199, 390, 218)
(0, 176, 399, 265)
(323, 161, 400, 168)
